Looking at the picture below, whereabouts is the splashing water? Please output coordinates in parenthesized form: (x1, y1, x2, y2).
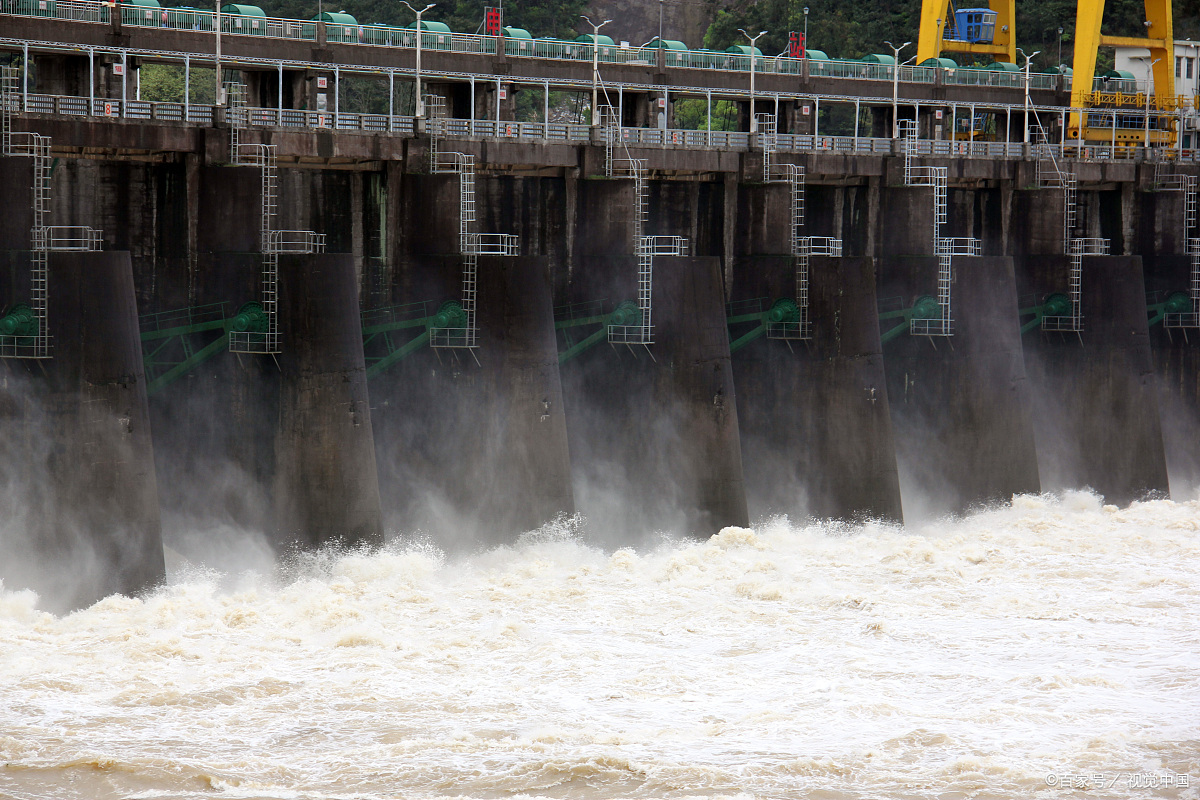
(1, 493, 1198, 799)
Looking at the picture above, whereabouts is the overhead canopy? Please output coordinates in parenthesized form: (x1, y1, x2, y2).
(645, 38, 687, 50)
(221, 4, 265, 16)
(311, 11, 356, 24)
(860, 53, 894, 64)
(502, 26, 532, 39)
(576, 34, 615, 45)
(405, 19, 451, 32)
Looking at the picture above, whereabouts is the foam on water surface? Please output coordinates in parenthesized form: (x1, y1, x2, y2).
(1, 494, 1198, 799)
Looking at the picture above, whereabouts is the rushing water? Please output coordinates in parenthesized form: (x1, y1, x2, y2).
(1, 492, 1198, 800)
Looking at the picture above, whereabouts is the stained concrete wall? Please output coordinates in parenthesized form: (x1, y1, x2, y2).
(371, 171, 574, 544)
(730, 255, 903, 523)
(560, 255, 748, 541)
(880, 255, 1041, 514)
(0, 252, 164, 612)
(274, 252, 383, 550)
(1021, 256, 1170, 504)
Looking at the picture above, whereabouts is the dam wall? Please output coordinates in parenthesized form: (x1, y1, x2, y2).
(1, 107, 1196, 604)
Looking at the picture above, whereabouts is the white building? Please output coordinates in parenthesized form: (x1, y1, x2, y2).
(1115, 41, 1200, 147)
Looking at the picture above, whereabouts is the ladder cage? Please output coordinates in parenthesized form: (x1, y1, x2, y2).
(2, 69, 104, 359)
(901, 120, 973, 337)
(224, 83, 324, 354)
(423, 94, 520, 350)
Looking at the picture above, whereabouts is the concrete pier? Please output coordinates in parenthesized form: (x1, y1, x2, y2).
(0, 251, 165, 612)
(1022, 256, 1170, 504)
(731, 255, 904, 523)
(560, 255, 749, 541)
(274, 252, 384, 550)
(880, 255, 1041, 513)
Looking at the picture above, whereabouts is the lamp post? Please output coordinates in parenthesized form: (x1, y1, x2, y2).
(1137, 56, 1161, 149)
(884, 40, 911, 137)
(738, 28, 767, 132)
(1017, 47, 1040, 143)
(402, 1, 436, 118)
(803, 7, 808, 58)
(581, 15, 612, 126)
(215, 0, 222, 104)
(1057, 27, 1063, 68)
(659, 0, 663, 45)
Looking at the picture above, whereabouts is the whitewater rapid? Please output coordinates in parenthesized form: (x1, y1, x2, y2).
(1, 492, 1198, 799)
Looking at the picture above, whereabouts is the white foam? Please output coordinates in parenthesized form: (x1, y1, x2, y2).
(1, 494, 1197, 799)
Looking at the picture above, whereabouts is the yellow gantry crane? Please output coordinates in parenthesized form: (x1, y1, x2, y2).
(918, 0, 1017, 65)
(1068, 0, 1176, 145)
(920, 0, 1179, 146)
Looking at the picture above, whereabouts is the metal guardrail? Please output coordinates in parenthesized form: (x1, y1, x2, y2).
(0, 2, 1069, 89)
(13, 90, 1200, 163)
(270, 229, 326, 253)
(44, 225, 102, 250)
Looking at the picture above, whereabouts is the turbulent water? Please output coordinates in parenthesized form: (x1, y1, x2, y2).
(1, 492, 1199, 800)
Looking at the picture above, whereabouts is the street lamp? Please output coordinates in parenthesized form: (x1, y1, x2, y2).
(659, 0, 663, 45)
(803, 7, 808, 58)
(1017, 47, 1040, 143)
(1137, 56, 1161, 149)
(1057, 26, 1064, 68)
(215, 0, 222, 104)
(738, 28, 767, 132)
(581, 15, 612, 127)
(401, 1, 436, 118)
(884, 40, 911, 137)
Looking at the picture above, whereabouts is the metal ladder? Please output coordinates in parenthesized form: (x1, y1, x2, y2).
(1036, 129, 1108, 332)
(900, 120, 977, 337)
(760, 113, 840, 340)
(426, 94, 519, 352)
(226, 82, 325, 354)
(1155, 162, 1200, 328)
(1, 66, 103, 359)
(598, 105, 689, 347)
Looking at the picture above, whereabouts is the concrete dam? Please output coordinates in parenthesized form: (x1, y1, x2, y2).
(1, 44, 1198, 612)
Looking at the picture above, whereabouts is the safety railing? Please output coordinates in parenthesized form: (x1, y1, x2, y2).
(269, 230, 326, 253)
(801, 236, 843, 256)
(0, 3, 1051, 89)
(140, 301, 228, 334)
(935, 237, 982, 256)
(12, 89, 1200, 164)
(43, 225, 102, 250)
(464, 232, 520, 256)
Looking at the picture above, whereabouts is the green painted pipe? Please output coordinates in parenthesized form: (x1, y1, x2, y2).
(1042, 293, 1072, 317)
(1164, 291, 1191, 315)
(607, 300, 642, 328)
(230, 301, 268, 333)
(429, 301, 467, 330)
(911, 295, 941, 320)
(0, 304, 37, 337)
(765, 298, 801, 324)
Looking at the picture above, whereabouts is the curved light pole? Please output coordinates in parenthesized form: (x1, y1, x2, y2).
(215, 0, 222, 104)
(884, 40, 912, 138)
(1136, 55, 1161, 149)
(1017, 47, 1040, 143)
(402, 1, 436, 118)
(738, 28, 767, 132)
(581, 15, 612, 127)
(803, 7, 808, 58)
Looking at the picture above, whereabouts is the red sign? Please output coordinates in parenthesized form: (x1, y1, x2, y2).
(317, 76, 327, 89)
(485, 7, 502, 36)
(788, 31, 805, 59)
